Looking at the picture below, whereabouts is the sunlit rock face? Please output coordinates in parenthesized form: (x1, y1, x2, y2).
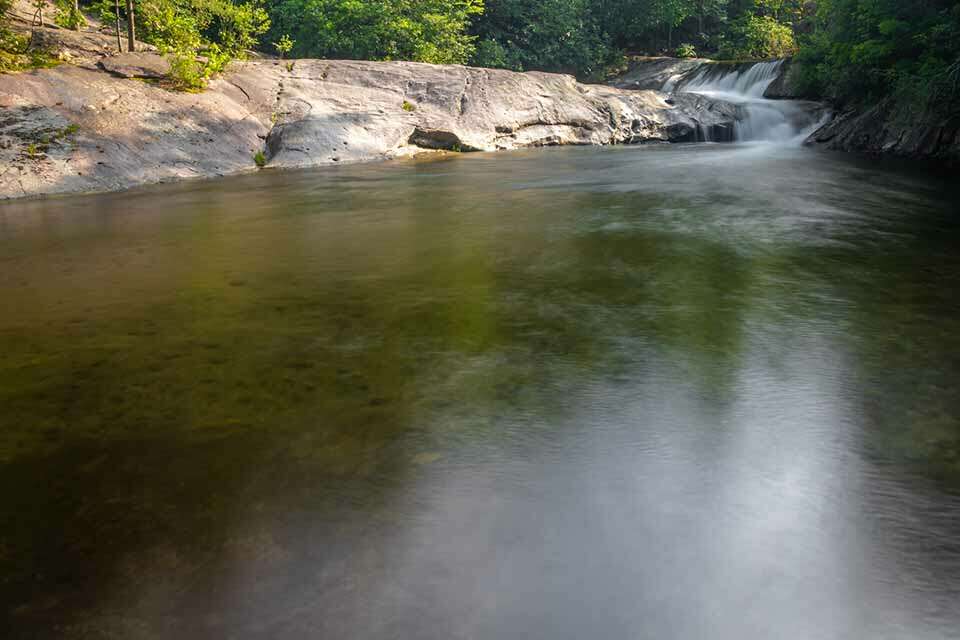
(0, 55, 742, 200)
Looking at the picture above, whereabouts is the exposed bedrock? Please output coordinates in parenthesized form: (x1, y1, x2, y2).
(0, 55, 744, 200)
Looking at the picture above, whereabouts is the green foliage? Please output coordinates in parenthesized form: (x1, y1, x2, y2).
(0, 26, 59, 73)
(0, 0, 20, 72)
(264, 0, 483, 65)
(465, 0, 807, 77)
(794, 0, 960, 118)
(273, 33, 293, 58)
(55, 0, 87, 30)
(167, 50, 209, 90)
(470, 0, 610, 77)
(0, 30, 26, 73)
(719, 14, 797, 59)
(471, 37, 507, 67)
(105, 0, 272, 89)
(253, 150, 266, 166)
(401, 100, 416, 111)
(138, 0, 269, 57)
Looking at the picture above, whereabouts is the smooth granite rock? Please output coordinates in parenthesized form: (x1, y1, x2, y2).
(0, 58, 744, 200)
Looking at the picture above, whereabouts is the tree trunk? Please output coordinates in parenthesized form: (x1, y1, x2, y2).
(114, 0, 122, 52)
(125, 0, 135, 52)
(73, 0, 80, 30)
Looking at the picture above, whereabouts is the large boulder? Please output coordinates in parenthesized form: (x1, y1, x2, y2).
(262, 60, 744, 169)
(98, 52, 170, 79)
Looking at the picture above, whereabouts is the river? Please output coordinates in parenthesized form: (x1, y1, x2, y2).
(2, 143, 959, 639)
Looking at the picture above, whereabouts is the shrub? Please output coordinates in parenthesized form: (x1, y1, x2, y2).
(471, 39, 508, 69)
(273, 33, 293, 58)
(167, 50, 208, 90)
(134, 0, 268, 89)
(675, 43, 696, 59)
(54, 0, 87, 30)
(253, 150, 266, 167)
(719, 16, 797, 60)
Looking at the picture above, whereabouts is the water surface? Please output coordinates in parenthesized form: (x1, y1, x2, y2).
(2, 144, 960, 639)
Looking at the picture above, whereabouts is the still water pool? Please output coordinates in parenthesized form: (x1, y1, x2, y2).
(2, 144, 959, 639)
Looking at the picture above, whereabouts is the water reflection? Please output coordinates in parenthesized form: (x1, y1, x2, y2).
(1, 145, 959, 639)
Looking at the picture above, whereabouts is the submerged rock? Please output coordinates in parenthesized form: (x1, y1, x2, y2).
(0, 58, 743, 200)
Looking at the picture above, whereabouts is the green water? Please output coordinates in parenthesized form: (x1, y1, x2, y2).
(1, 144, 959, 639)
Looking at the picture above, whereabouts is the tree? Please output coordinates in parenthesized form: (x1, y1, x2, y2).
(263, 0, 482, 64)
(794, 0, 960, 117)
(693, 0, 726, 41)
(55, 0, 86, 29)
(470, 0, 609, 76)
(126, 0, 136, 50)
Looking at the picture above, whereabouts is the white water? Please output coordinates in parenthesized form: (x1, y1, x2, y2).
(672, 60, 826, 144)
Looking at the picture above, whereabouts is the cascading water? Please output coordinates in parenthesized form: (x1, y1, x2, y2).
(669, 60, 827, 144)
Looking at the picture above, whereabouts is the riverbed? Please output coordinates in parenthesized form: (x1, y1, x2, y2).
(2, 143, 959, 639)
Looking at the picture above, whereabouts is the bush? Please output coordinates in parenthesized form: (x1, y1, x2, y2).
(675, 43, 696, 58)
(471, 39, 508, 68)
(130, 0, 268, 89)
(55, 0, 87, 30)
(273, 33, 293, 58)
(719, 15, 797, 60)
(167, 50, 208, 90)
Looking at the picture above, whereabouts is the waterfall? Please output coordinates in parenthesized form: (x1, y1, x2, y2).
(669, 60, 826, 144)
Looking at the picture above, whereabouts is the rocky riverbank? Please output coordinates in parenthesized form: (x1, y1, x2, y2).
(5, 28, 955, 202)
(807, 101, 960, 165)
(0, 31, 743, 201)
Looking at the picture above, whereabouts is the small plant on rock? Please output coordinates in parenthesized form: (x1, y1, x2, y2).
(253, 150, 266, 167)
(676, 43, 697, 59)
(402, 100, 416, 112)
(274, 34, 294, 59)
